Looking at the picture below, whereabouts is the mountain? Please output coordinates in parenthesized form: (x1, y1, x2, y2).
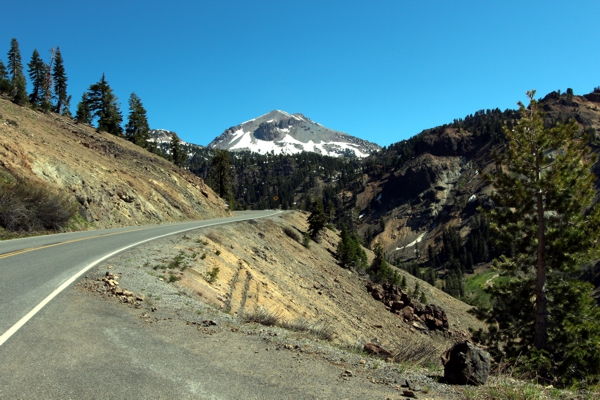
(149, 128, 205, 159)
(349, 89, 600, 299)
(208, 110, 381, 157)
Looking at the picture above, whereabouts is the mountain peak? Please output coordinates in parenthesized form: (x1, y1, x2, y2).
(208, 111, 380, 158)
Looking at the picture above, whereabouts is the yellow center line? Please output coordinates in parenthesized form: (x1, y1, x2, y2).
(0, 227, 154, 260)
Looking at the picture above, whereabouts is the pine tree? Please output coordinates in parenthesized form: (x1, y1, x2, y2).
(125, 92, 151, 148)
(75, 93, 92, 124)
(478, 90, 600, 384)
(170, 133, 187, 167)
(337, 225, 367, 270)
(85, 74, 123, 135)
(52, 47, 69, 115)
(369, 241, 399, 285)
(27, 49, 45, 106)
(7, 38, 27, 105)
(307, 199, 327, 239)
(209, 149, 232, 198)
(0, 60, 10, 93)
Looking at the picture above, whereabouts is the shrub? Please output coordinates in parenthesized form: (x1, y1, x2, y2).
(283, 226, 300, 242)
(302, 232, 311, 249)
(0, 178, 76, 232)
(206, 267, 219, 283)
(241, 307, 279, 326)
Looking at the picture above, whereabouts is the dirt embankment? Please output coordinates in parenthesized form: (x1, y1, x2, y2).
(0, 97, 228, 231)
(88, 211, 485, 358)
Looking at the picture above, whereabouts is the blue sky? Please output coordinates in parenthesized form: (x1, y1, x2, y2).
(2, 1, 599, 147)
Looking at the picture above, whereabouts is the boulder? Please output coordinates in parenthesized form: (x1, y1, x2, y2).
(441, 341, 491, 385)
(364, 343, 393, 358)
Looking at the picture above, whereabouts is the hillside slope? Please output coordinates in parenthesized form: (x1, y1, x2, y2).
(358, 90, 600, 261)
(0, 97, 229, 233)
(86, 210, 485, 364)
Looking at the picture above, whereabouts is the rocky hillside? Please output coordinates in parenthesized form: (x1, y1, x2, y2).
(97, 210, 485, 359)
(208, 110, 381, 158)
(0, 97, 229, 233)
(357, 90, 600, 261)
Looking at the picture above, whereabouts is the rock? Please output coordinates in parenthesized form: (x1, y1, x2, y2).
(402, 390, 417, 398)
(136, 293, 145, 301)
(364, 343, 393, 358)
(122, 290, 134, 297)
(441, 341, 491, 385)
(403, 306, 414, 321)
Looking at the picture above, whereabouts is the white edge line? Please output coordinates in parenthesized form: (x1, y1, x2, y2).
(0, 210, 281, 347)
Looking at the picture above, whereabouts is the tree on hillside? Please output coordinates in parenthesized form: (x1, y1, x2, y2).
(337, 224, 367, 270)
(125, 92, 151, 149)
(307, 199, 327, 239)
(170, 133, 187, 167)
(85, 74, 123, 135)
(476, 90, 600, 384)
(369, 241, 400, 285)
(27, 49, 45, 107)
(7, 38, 27, 105)
(209, 149, 232, 199)
(52, 47, 70, 115)
(74, 92, 92, 125)
(0, 60, 10, 94)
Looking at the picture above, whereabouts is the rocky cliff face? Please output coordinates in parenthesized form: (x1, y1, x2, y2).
(358, 90, 600, 260)
(0, 98, 229, 231)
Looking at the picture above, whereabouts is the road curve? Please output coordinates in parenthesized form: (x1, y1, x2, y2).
(0, 210, 281, 346)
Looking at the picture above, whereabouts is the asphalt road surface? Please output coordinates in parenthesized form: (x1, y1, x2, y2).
(0, 210, 280, 346)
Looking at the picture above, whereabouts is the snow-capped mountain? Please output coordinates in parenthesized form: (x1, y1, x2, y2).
(208, 110, 380, 157)
(149, 129, 189, 145)
(149, 129, 204, 158)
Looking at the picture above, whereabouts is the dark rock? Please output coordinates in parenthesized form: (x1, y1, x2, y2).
(441, 341, 491, 385)
(364, 343, 393, 358)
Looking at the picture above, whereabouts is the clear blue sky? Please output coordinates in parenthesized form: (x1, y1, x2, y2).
(2, 1, 599, 147)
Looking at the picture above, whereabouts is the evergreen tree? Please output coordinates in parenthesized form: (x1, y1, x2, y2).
(7, 38, 27, 105)
(369, 241, 399, 285)
(477, 91, 600, 384)
(27, 49, 46, 107)
(85, 74, 123, 135)
(125, 92, 151, 148)
(74, 92, 92, 124)
(337, 225, 367, 270)
(52, 47, 69, 115)
(307, 199, 327, 239)
(170, 133, 187, 167)
(0, 60, 10, 93)
(209, 149, 232, 197)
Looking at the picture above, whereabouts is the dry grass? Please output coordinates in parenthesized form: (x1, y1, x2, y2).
(0, 177, 76, 232)
(280, 318, 335, 341)
(241, 306, 280, 326)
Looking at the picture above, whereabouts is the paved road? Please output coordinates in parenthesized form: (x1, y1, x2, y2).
(0, 210, 280, 345)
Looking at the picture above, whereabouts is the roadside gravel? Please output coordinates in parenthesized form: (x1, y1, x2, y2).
(75, 221, 469, 399)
